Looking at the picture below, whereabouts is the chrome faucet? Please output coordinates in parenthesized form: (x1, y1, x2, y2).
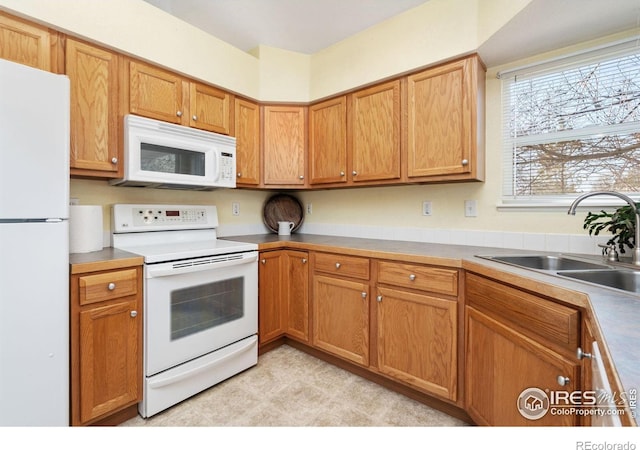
(567, 191, 640, 266)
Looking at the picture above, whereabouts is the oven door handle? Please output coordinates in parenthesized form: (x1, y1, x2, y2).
(146, 251, 258, 278)
(147, 336, 257, 389)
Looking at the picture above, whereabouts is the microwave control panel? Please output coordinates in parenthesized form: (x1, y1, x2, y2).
(219, 152, 234, 183)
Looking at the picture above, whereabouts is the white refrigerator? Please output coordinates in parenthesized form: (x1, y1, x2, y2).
(0, 59, 70, 426)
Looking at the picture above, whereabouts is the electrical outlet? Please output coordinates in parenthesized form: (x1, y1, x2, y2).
(69, 197, 79, 206)
(306, 203, 312, 214)
(422, 201, 432, 216)
(464, 199, 478, 217)
(232, 202, 240, 216)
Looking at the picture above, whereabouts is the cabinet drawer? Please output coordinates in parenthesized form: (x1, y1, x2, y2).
(377, 261, 458, 296)
(78, 269, 138, 306)
(314, 252, 369, 280)
(466, 273, 579, 350)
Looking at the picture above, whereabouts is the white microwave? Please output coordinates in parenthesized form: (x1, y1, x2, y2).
(111, 114, 236, 190)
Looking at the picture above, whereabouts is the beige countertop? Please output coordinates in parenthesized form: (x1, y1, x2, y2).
(226, 232, 640, 423)
(69, 247, 143, 274)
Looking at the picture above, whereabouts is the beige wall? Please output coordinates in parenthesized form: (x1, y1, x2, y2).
(2, 0, 630, 243)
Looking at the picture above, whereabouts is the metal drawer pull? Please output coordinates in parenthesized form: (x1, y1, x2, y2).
(302, 259, 307, 264)
(361, 292, 367, 299)
(261, 259, 266, 264)
(176, 111, 183, 117)
(409, 274, 416, 281)
(376, 295, 383, 302)
(130, 310, 138, 318)
(335, 262, 341, 269)
(107, 282, 116, 291)
(557, 375, 570, 386)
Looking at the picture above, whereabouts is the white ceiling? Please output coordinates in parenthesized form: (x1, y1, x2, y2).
(143, 0, 429, 54)
(143, 0, 640, 65)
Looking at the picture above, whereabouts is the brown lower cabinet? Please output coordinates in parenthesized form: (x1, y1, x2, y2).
(465, 272, 582, 426)
(258, 250, 309, 346)
(70, 260, 143, 426)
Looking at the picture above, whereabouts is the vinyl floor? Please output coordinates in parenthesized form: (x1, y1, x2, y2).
(120, 344, 468, 427)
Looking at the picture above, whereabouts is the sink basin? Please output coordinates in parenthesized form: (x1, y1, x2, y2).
(557, 270, 640, 294)
(481, 255, 609, 271)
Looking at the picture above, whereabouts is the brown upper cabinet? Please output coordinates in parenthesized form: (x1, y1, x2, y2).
(406, 55, 485, 182)
(349, 79, 402, 184)
(0, 11, 59, 72)
(123, 59, 234, 135)
(309, 80, 402, 188)
(261, 105, 307, 187)
(66, 38, 121, 178)
(234, 98, 261, 186)
(308, 96, 348, 185)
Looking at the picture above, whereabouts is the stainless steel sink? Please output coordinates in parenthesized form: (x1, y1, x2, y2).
(480, 255, 609, 271)
(557, 270, 640, 294)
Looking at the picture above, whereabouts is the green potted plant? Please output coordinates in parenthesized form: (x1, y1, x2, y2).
(583, 203, 639, 254)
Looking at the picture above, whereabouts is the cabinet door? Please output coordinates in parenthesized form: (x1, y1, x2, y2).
(309, 97, 347, 185)
(0, 12, 51, 70)
(262, 105, 306, 186)
(376, 287, 457, 401)
(350, 80, 401, 182)
(258, 251, 286, 344)
(286, 251, 309, 342)
(78, 299, 140, 424)
(235, 98, 260, 186)
(465, 307, 580, 426)
(407, 57, 477, 179)
(66, 38, 121, 177)
(189, 82, 233, 135)
(127, 60, 185, 124)
(312, 275, 369, 366)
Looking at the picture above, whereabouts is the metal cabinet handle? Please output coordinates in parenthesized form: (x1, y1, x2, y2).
(301, 258, 307, 264)
(261, 259, 266, 264)
(361, 292, 367, 299)
(111, 157, 118, 164)
(237, 172, 242, 178)
(352, 170, 358, 176)
(192, 115, 198, 121)
(557, 375, 570, 386)
(340, 171, 345, 176)
(107, 282, 116, 291)
(376, 295, 383, 302)
(576, 347, 593, 360)
(299, 175, 304, 180)
(409, 274, 416, 281)
(461, 159, 469, 166)
(176, 111, 183, 117)
(335, 262, 341, 269)
(130, 310, 137, 318)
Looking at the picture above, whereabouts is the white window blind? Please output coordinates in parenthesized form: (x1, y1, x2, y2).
(500, 37, 640, 204)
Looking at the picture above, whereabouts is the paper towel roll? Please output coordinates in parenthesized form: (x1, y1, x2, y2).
(69, 205, 103, 253)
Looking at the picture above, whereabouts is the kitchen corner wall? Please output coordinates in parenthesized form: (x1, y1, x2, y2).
(2, 0, 631, 255)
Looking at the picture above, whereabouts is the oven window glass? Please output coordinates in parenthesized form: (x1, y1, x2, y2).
(170, 277, 244, 340)
(140, 143, 205, 176)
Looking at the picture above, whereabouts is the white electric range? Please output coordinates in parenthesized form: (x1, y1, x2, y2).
(112, 204, 259, 418)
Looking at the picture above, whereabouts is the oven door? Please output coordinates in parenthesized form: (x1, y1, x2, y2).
(144, 251, 258, 376)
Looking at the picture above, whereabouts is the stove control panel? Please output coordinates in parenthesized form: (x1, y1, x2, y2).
(112, 204, 218, 232)
(134, 208, 208, 226)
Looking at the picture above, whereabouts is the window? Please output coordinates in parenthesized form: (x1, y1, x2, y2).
(500, 38, 640, 205)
